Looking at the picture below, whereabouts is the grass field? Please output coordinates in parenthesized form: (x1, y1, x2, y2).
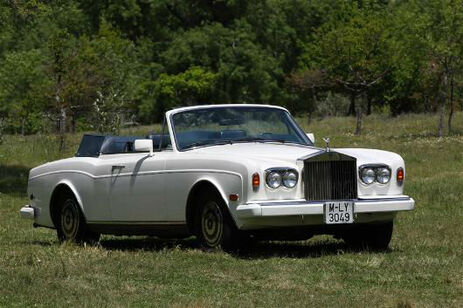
(1, 113, 462, 307)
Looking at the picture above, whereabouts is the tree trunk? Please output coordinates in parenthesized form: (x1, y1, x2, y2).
(311, 87, 318, 119)
(355, 96, 363, 136)
(437, 75, 447, 138)
(0, 117, 4, 145)
(437, 99, 445, 138)
(459, 86, 463, 110)
(367, 95, 372, 115)
(348, 93, 356, 116)
(59, 107, 66, 152)
(21, 118, 25, 136)
(448, 77, 454, 135)
(71, 112, 76, 134)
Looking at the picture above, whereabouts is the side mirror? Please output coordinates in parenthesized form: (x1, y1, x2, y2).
(134, 139, 154, 156)
(306, 133, 315, 144)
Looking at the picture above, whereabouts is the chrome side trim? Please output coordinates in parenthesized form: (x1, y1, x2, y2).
(29, 169, 243, 181)
(357, 197, 412, 202)
(87, 220, 186, 225)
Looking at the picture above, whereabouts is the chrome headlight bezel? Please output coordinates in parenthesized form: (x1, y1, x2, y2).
(266, 171, 282, 189)
(359, 164, 391, 185)
(282, 170, 298, 188)
(376, 167, 391, 184)
(360, 167, 376, 184)
(265, 168, 299, 189)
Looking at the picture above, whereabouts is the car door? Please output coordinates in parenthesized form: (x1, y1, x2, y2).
(107, 152, 167, 222)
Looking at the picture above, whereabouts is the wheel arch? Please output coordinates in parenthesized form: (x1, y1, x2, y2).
(49, 180, 85, 228)
(185, 179, 235, 235)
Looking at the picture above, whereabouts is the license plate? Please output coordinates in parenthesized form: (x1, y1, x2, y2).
(324, 201, 354, 224)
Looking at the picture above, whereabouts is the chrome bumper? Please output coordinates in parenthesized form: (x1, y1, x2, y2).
(236, 197, 415, 218)
(20, 205, 35, 219)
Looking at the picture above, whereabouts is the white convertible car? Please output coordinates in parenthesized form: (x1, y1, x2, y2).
(20, 104, 414, 250)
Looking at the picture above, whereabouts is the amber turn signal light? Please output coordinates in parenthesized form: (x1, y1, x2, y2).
(252, 172, 260, 189)
(397, 167, 404, 185)
(229, 194, 239, 201)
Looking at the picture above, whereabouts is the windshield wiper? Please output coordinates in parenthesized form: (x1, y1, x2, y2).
(232, 137, 287, 143)
(233, 137, 310, 146)
(183, 137, 307, 150)
(182, 139, 232, 150)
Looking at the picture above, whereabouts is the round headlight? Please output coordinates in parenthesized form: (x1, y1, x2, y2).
(266, 171, 282, 188)
(283, 171, 298, 188)
(361, 168, 375, 184)
(376, 167, 391, 184)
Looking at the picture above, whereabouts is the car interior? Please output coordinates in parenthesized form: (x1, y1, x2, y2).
(76, 134, 172, 157)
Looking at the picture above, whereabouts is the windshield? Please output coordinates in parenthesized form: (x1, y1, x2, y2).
(171, 106, 312, 151)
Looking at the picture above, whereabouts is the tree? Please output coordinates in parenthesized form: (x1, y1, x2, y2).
(288, 69, 332, 124)
(1, 0, 463, 137)
(0, 49, 49, 135)
(300, 4, 394, 135)
(159, 21, 284, 105)
(138, 66, 217, 122)
(378, 2, 428, 116)
(42, 19, 137, 148)
(418, 0, 463, 136)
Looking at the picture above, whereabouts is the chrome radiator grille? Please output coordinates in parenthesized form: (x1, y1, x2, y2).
(303, 154, 358, 201)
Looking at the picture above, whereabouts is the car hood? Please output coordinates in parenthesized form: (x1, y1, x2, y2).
(191, 143, 321, 162)
(190, 143, 403, 167)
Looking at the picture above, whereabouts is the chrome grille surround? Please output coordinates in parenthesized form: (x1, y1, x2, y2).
(303, 151, 358, 201)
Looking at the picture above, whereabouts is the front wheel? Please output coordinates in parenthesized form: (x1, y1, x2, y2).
(342, 221, 393, 251)
(57, 196, 99, 244)
(195, 194, 237, 250)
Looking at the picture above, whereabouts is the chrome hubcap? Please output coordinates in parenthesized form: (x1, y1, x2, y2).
(201, 201, 223, 247)
(60, 199, 79, 239)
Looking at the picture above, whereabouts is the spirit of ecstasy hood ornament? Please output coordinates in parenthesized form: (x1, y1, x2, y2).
(323, 137, 330, 152)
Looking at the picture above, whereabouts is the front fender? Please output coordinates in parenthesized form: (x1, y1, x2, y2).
(53, 180, 85, 213)
(191, 172, 244, 208)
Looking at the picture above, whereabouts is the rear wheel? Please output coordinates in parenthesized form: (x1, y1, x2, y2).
(57, 195, 99, 244)
(342, 221, 393, 251)
(195, 193, 237, 250)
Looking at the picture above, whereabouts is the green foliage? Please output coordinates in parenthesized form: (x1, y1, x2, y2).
(159, 22, 284, 105)
(301, 3, 393, 100)
(0, 49, 50, 134)
(91, 90, 126, 134)
(2, 0, 463, 135)
(138, 66, 218, 122)
(381, 4, 428, 114)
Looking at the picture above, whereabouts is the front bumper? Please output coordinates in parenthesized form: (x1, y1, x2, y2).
(236, 196, 415, 218)
(20, 205, 35, 219)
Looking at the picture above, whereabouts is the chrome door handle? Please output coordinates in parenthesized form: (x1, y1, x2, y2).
(112, 165, 125, 170)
